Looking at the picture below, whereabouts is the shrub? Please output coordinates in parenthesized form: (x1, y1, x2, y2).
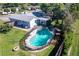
(0, 22, 12, 33)
(19, 9, 24, 12)
(11, 8, 16, 13)
(62, 31, 73, 55)
(4, 8, 10, 12)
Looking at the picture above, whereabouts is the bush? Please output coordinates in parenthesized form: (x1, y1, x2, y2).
(4, 8, 10, 12)
(11, 8, 16, 13)
(0, 22, 12, 33)
(62, 31, 73, 55)
(19, 9, 24, 12)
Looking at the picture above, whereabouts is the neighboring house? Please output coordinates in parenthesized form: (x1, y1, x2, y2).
(27, 5, 40, 11)
(9, 11, 50, 29)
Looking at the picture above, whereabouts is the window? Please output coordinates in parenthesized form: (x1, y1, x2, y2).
(41, 20, 46, 25)
(35, 19, 46, 26)
(15, 20, 30, 28)
(35, 19, 40, 25)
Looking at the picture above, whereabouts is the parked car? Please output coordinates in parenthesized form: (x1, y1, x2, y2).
(2, 12, 8, 15)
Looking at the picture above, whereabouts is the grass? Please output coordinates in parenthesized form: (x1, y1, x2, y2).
(63, 19, 79, 56)
(0, 20, 54, 56)
(0, 28, 54, 56)
(70, 19, 79, 56)
(0, 20, 5, 25)
(51, 20, 62, 26)
(35, 45, 54, 56)
(63, 31, 74, 55)
(0, 28, 27, 56)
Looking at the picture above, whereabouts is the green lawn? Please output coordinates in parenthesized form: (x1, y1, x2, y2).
(0, 20, 5, 25)
(0, 20, 54, 56)
(70, 19, 79, 56)
(0, 28, 27, 56)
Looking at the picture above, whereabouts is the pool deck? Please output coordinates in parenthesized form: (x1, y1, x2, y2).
(28, 44, 54, 52)
(23, 27, 55, 51)
(25, 28, 44, 50)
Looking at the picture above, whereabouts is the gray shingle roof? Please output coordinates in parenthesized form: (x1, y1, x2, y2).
(9, 11, 50, 22)
(9, 13, 37, 22)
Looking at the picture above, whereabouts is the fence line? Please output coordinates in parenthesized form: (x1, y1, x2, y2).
(55, 40, 64, 56)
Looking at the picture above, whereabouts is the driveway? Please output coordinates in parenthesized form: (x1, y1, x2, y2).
(0, 14, 18, 21)
(0, 15, 10, 21)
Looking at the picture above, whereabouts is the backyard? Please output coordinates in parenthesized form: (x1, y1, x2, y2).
(0, 20, 54, 56)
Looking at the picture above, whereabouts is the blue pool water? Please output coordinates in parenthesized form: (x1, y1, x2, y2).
(29, 28, 53, 46)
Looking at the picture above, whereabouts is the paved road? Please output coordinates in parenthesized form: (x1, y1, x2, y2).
(0, 14, 18, 21)
(0, 15, 10, 21)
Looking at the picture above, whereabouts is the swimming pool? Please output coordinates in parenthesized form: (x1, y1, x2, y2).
(29, 28, 53, 47)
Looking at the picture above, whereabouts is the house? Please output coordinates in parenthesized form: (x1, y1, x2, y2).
(26, 5, 40, 11)
(9, 11, 51, 29)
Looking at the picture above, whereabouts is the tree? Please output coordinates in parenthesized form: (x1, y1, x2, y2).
(69, 4, 79, 19)
(18, 3, 28, 10)
(4, 8, 10, 12)
(40, 4, 49, 13)
(0, 21, 12, 33)
(40, 4, 66, 29)
(63, 3, 76, 31)
(19, 9, 24, 12)
(2, 3, 19, 8)
(52, 5, 65, 19)
(62, 4, 76, 55)
(40, 4, 65, 20)
(11, 8, 16, 13)
(27, 3, 39, 6)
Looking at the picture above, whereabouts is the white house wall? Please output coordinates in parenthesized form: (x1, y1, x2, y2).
(30, 18, 37, 29)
